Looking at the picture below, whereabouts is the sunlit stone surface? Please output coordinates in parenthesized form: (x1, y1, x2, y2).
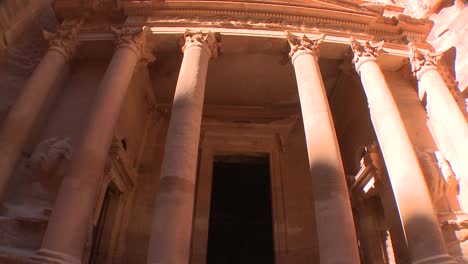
(0, 0, 466, 263)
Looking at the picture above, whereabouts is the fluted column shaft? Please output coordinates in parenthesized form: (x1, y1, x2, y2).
(0, 26, 78, 199)
(286, 32, 360, 264)
(351, 39, 454, 264)
(410, 46, 468, 179)
(31, 27, 148, 264)
(146, 31, 217, 264)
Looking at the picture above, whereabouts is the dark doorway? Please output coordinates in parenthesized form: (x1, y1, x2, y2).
(206, 154, 275, 264)
(89, 183, 121, 264)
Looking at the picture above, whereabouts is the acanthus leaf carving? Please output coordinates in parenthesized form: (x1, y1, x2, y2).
(42, 22, 82, 60)
(408, 43, 440, 80)
(182, 30, 220, 59)
(110, 26, 151, 58)
(349, 37, 384, 72)
(285, 31, 324, 62)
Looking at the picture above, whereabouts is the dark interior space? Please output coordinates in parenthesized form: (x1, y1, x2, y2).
(206, 155, 275, 264)
(89, 183, 120, 264)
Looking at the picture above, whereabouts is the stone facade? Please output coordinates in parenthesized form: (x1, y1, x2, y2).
(0, 0, 467, 264)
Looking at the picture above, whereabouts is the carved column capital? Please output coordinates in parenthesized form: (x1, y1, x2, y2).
(408, 44, 440, 80)
(182, 31, 220, 59)
(42, 23, 81, 61)
(111, 26, 152, 59)
(349, 37, 384, 74)
(285, 31, 324, 64)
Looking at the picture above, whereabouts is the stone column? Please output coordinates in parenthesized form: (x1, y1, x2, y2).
(350, 38, 455, 264)
(0, 25, 79, 200)
(409, 45, 468, 181)
(285, 32, 360, 264)
(30, 26, 150, 264)
(146, 31, 218, 264)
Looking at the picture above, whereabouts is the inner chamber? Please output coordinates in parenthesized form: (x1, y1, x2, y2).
(206, 154, 275, 264)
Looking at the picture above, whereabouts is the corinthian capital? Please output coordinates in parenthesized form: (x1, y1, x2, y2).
(42, 23, 81, 60)
(182, 31, 220, 59)
(349, 37, 384, 72)
(409, 44, 440, 80)
(285, 31, 324, 63)
(111, 26, 151, 58)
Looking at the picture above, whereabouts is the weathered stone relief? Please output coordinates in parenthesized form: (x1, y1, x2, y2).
(4, 138, 72, 219)
(350, 38, 383, 62)
(408, 44, 440, 80)
(111, 26, 156, 63)
(417, 151, 453, 215)
(349, 37, 384, 71)
(182, 30, 220, 58)
(42, 22, 81, 60)
(285, 31, 323, 59)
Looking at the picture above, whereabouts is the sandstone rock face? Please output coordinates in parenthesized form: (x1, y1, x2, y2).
(426, 0, 468, 94)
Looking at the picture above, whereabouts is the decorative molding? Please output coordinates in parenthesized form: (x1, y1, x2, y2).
(349, 37, 384, 73)
(285, 31, 324, 63)
(104, 137, 136, 193)
(132, 4, 431, 44)
(182, 30, 219, 58)
(408, 43, 440, 80)
(42, 22, 81, 60)
(350, 143, 384, 199)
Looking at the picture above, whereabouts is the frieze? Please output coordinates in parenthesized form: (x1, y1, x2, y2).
(141, 11, 427, 44)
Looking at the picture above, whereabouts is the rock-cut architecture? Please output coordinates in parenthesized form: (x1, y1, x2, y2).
(0, 0, 467, 263)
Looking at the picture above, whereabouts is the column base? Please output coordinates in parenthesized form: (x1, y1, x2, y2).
(29, 249, 80, 264)
(413, 254, 457, 264)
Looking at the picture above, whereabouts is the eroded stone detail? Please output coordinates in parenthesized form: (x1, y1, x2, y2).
(349, 37, 384, 72)
(27, 138, 72, 211)
(111, 26, 153, 60)
(409, 44, 440, 80)
(435, 151, 459, 197)
(285, 31, 324, 63)
(27, 138, 72, 182)
(182, 30, 219, 58)
(42, 24, 80, 60)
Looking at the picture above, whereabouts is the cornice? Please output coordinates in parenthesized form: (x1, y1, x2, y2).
(119, 1, 433, 44)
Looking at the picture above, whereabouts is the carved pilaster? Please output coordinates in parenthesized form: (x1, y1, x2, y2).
(349, 37, 384, 74)
(408, 44, 440, 81)
(42, 23, 81, 61)
(182, 30, 219, 58)
(285, 31, 324, 63)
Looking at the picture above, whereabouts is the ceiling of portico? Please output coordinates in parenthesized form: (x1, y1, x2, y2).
(148, 34, 343, 107)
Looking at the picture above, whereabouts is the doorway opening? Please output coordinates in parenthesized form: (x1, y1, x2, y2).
(89, 183, 120, 264)
(206, 154, 275, 264)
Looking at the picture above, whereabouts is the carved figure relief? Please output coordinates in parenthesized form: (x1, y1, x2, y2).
(16, 138, 73, 218)
(27, 138, 73, 188)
